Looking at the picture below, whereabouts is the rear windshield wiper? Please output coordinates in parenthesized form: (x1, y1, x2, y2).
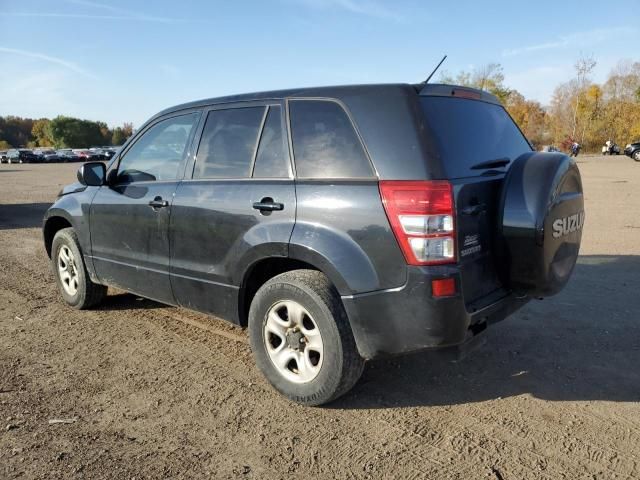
(470, 157, 511, 170)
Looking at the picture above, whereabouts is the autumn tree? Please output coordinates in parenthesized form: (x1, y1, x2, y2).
(439, 63, 512, 103)
(505, 91, 548, 149)
(31, 118, 54, 147)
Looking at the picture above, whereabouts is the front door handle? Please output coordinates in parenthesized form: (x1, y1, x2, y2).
(252, 199, 284, 212)
(148, 196, 169, 209)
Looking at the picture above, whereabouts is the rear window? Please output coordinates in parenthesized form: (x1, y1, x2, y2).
(420, 97, 532, 178)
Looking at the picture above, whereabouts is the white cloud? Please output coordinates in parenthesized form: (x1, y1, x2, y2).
(503, 27, 637, 57)
(0, 0, 197, 24)
(0, 46, 96, 78)
(291, 0, 404, 21)
(64, 0, 181, 23)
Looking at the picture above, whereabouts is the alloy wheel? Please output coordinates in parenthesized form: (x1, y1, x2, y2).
(57, 245, 79, 296)
(263, 300, 324, 383)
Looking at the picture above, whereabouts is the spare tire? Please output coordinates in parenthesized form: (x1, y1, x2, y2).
(499, 152, 584, 297)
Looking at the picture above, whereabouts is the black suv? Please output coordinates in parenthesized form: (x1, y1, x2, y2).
(624, 141, 640, 161)
(43, 83, 585, 405)
(7, 148, 40, 164)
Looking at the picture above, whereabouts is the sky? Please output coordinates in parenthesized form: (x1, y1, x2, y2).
(0, 0, 638, 127)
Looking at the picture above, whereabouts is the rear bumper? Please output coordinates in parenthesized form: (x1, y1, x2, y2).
(341, 266, 530, 360)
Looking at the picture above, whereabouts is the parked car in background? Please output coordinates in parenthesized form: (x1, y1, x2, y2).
(624, 141, 640, 161)
(57, 149, 82, 162)
(88, 148, 109, 161)
(541, 145, 560, 153)
(602, 141, 621, 155)
(624, 140, 640, 162)
(6, 148, 40, 163)
(34, 149, 61, 163)
(0, 150, 8, 163)
(73, 149, 100, 161)
(101, 148, 118, 160)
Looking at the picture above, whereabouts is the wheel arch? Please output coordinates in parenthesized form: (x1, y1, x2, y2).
(238, 255, 350, 328)
(43, 214, 73, 258)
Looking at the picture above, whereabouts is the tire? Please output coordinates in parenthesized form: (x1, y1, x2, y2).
(248, 269, 364, 406)
(51, 227, 107, 309)
(634, 151, 640, 162)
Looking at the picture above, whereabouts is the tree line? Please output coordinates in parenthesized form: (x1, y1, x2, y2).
(440, 57, 640, 152)
(2, 58, 639, 153)
(0, 116, 134, 150)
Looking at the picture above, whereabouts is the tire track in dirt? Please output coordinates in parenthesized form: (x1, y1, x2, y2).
(2, 160, 640, 479)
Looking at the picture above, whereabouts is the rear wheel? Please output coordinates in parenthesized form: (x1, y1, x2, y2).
(634, 151, 640, 162)
(51, 228, 107, 309)
(248, 270, 364, 406)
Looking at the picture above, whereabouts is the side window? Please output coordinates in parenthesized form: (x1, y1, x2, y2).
(252, 105, 289, 178)
(289, 100, 373, 179)
(117, 113, 198, 182)
(193, 107, 265, 179)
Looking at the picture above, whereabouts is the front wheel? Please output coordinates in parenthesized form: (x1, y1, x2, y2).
(249, 270, 364, 406)
(634, 151, 640, 162)
(51, 228, 107, 309)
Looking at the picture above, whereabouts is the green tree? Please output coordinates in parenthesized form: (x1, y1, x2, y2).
(111, 122, 134, 145)
(48, 116, 106, 148)
(0, 116, 35, 147)
(111, 127, 127, 146)
(0, 140, 12, 149)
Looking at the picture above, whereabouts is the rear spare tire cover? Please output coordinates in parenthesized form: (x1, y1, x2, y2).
(499, 152, 584, 297)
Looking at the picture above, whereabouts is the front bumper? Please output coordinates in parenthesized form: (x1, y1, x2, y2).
(341, 266, 530, 360)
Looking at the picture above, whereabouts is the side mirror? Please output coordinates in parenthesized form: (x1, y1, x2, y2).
(77, 162, 106, 186)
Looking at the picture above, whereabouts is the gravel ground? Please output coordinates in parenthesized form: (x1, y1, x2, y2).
(0, 156, 639, 479)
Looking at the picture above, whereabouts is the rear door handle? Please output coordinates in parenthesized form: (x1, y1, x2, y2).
(148, 197, 169, 209)
(252, 200, 284, 212)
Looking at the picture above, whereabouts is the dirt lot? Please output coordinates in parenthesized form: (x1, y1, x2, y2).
(1, 156, 638, 479)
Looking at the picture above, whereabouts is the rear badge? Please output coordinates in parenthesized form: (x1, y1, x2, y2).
(552, 211, 585, 238)
(461, 234, 481, 257)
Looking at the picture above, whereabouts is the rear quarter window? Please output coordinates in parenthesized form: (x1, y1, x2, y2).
(420, 97, 532, 178)
(289, 100, 374, 179)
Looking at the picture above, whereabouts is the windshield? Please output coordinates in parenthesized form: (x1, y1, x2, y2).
(420, 96, 532, 178)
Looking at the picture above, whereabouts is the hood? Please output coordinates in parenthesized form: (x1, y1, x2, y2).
(58, 182, 87, 197)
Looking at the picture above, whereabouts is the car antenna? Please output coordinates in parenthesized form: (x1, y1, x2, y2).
(424, 54, 447, 84)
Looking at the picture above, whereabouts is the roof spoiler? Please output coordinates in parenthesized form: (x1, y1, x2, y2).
(416, 83, 501, 105)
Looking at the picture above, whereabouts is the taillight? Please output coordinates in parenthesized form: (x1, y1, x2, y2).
(379, 180, 456, 265)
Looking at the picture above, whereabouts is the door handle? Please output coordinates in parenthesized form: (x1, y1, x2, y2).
(148, 197, 169, 209)
(252, 199, 284, 212)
